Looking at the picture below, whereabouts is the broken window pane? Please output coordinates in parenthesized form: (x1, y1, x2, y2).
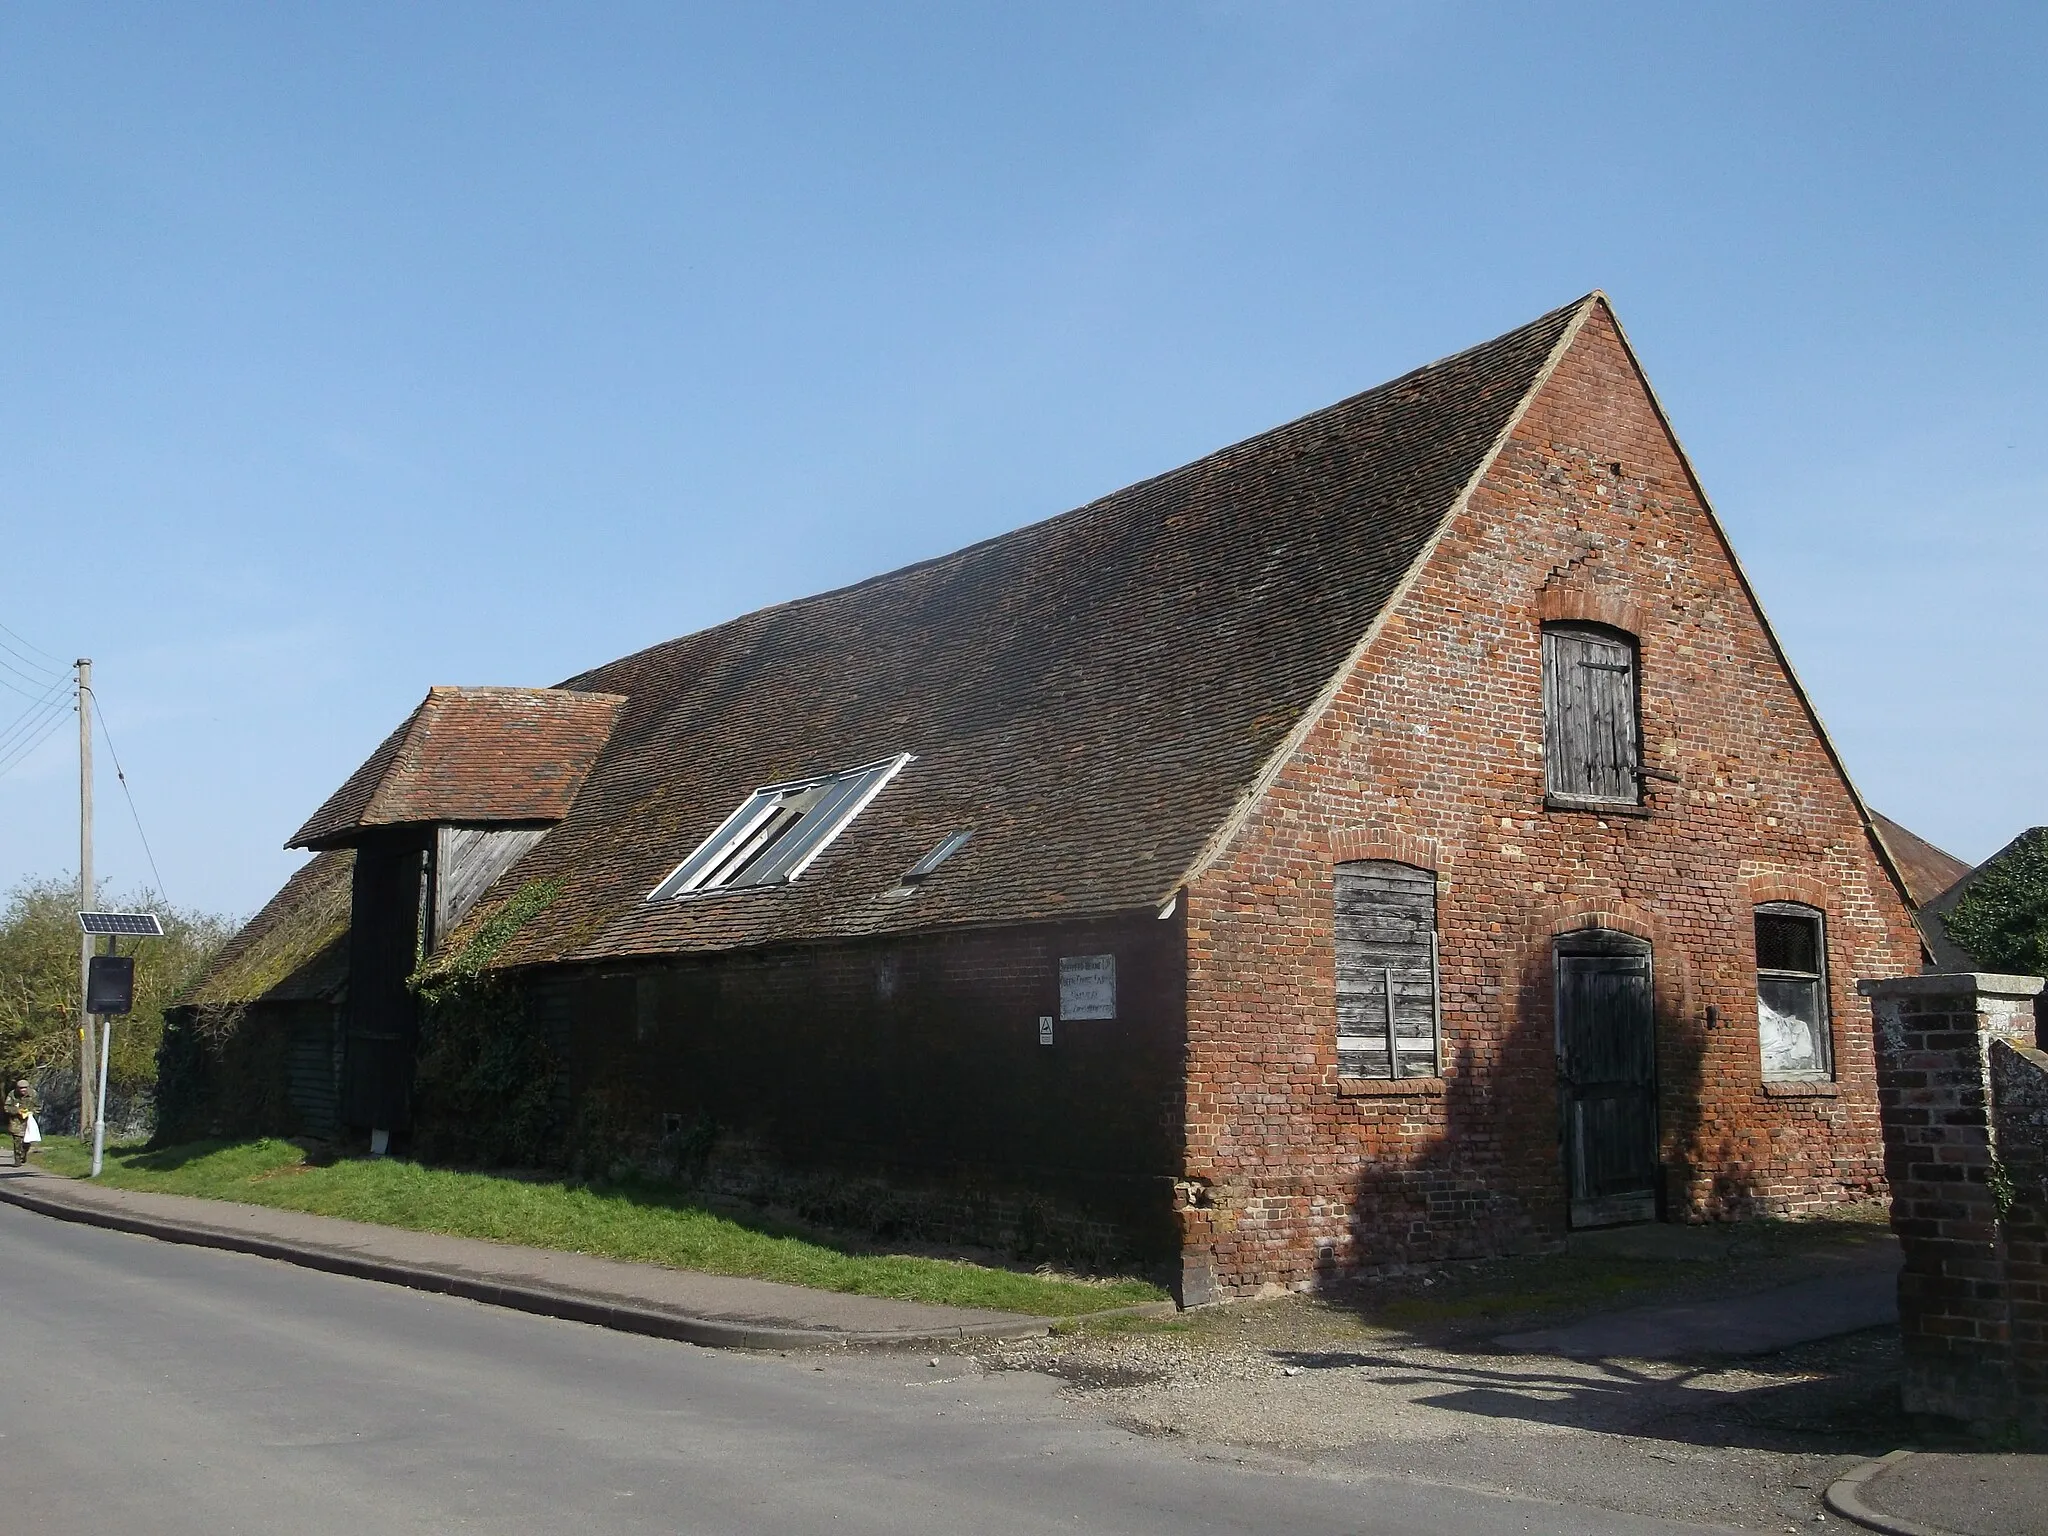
(1759, 976, 1825, 1076)
(1755, 904, 1830, 1081)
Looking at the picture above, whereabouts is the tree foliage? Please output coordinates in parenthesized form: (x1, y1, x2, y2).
(1942, 828, 2048, 978)
(0, 875, 235, 1097)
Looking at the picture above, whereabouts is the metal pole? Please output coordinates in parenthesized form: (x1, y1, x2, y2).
(76, 658, 95, 1138)
(91, 1011, 111, 1178)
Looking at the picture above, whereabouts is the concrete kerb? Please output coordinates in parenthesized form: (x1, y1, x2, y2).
(0, 1178, 1170, 1352)
(1824, 1452, 1962, 1536)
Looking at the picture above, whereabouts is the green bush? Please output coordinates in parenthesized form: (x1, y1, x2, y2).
(152, 1001, 299, 1143)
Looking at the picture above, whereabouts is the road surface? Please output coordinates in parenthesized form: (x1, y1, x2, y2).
(0, 1202, 1738, 1535)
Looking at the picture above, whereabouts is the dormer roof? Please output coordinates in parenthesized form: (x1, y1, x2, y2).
(289, 685, 626, 850)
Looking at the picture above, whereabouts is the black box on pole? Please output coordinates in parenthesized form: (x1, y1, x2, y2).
(86, 955, 134, 1016)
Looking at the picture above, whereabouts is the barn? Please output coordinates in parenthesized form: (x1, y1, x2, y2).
(169, 294, 1924, 1301)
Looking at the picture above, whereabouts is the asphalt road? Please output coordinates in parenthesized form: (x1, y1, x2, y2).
(0, 1203, 1739, 1535)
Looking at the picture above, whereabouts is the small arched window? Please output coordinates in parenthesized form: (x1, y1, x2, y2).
(1542, 622, 1642, 805)
(1756, 903, 1832, 1081)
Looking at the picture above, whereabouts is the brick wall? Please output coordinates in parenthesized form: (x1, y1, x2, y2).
(1864, 972, 2048, 1432)
(1180, 303, 1923, 1299)
(529, 912, 1186, 1269)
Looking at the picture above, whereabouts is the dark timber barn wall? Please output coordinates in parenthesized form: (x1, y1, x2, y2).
(523, 912, 1187, 1265)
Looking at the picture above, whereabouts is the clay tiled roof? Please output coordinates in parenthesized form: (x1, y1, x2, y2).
(1870, 811, 1973, 909)
(178, 849, 354, 1007)
(290, 687, 626, 849)
(441, 296, 1592, 969)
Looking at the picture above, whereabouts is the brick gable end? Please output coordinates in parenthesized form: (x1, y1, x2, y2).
(1180, 302, 1920, 1296)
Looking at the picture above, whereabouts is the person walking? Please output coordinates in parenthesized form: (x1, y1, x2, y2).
(5, 1079, 38, 1166)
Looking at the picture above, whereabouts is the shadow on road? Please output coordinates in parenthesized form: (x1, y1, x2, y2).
(1268, 1329, 1910, 1456)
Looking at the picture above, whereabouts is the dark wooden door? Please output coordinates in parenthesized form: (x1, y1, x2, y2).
(340, 835, 430, 1132)
(1556, 937, 1658, 1227)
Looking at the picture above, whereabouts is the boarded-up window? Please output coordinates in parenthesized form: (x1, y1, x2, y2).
(1543, 623, 1641, 804)
(1756, 903, 1831, 1080)
(1335, 861, 1440, 1079)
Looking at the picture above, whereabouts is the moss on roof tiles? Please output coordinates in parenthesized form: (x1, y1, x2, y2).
(178, 850, 354, 1008)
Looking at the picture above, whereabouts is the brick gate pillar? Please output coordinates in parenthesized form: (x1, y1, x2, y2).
(1860, 972, 2047, 1425)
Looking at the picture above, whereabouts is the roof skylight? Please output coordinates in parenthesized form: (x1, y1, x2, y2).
(902, 830, 973, 884)
(649, 754, 911, 900)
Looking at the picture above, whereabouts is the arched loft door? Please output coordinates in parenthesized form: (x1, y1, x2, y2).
(1554, 930, 1659, 1228)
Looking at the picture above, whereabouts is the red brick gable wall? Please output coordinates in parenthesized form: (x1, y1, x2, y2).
(1179, 303, 1921, 1298)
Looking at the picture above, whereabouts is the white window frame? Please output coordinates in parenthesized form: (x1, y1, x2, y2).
(647, 754, 912, 900)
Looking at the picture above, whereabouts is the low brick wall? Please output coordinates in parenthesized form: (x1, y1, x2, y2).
(1862, 972, 2048, 1433)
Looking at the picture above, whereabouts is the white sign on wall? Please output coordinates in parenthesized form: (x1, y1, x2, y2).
(1059, 954, 1116, 1021)
(1038, 1015, 1054, 1046)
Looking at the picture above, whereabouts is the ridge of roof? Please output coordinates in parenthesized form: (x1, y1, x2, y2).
(561, 295, 1605, 691)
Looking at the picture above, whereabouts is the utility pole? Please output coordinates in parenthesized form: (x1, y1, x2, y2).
(77, 658, 94, 1137)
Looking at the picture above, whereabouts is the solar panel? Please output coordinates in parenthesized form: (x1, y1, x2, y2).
(77, 911, 164, 937)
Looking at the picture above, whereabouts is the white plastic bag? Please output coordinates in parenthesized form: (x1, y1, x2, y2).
(22, 1113, 40, 1144)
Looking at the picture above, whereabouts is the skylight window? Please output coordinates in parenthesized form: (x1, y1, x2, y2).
(902, 830, 972, 884)
(649, 754, 911, 900)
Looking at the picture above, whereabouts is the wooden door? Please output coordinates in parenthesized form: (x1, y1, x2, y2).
(1555, 935, 1658, 1227)
(340, 835, 429, 1132)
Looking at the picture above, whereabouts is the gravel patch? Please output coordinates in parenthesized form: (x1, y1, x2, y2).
(961, 1222, 1923, 1533)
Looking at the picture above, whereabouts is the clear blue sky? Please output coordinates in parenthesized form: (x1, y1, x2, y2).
(2, 3, 2042, 920)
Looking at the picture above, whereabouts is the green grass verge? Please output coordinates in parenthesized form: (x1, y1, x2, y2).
(33, 1136, 1166, 1318)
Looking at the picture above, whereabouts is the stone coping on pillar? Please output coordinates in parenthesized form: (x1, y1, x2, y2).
(1857, 972, 2045, 1001)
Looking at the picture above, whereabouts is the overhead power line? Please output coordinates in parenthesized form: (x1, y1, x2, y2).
(0, 708, 70, 786)
(0, 633, 60, 678)
(0, 618, 65, 702)
(91, 691, 169, 902)
(0, 617, 62, 665)
(0, 655, 62, 700)
(0, 677, 70, 759)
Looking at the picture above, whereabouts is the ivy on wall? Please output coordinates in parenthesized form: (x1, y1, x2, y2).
(409, 879, 565, 1168)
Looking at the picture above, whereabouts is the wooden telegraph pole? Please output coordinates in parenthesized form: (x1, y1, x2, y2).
(76, 657, 94, 1136)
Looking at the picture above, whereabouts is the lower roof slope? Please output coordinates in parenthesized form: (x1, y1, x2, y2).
(1870, 811, 1973, 909)
(467, 296, 1589, 969)
(178, 849, 354, 1008)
